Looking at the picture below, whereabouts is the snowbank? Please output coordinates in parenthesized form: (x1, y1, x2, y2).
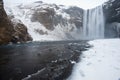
(68, 39, 120, 80)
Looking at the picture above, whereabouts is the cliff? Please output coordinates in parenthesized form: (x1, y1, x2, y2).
(5, 1, 83, 41)
(0, 0, 13, 44)
(104, 0, 120, 23)
(104, 0, 120, 38)
(0, 0, 32, 45)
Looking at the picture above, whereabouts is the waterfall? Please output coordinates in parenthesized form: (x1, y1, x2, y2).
(83, 5, 105, 39)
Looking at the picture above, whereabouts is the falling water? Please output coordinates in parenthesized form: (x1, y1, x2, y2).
(83, 5, 105, 39)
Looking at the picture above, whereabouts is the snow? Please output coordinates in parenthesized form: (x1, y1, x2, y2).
(4, 2, 83, 41)
(68, 39, 120, 80)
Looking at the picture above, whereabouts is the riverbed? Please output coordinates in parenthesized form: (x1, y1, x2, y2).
(0, 40, 89, 80)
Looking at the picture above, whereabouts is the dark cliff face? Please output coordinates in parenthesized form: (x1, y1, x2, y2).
(0, 0, 32, 45)
(104, 0, 120, 38)
(104, 0, 120, 23)
(0, 0, 14, 44)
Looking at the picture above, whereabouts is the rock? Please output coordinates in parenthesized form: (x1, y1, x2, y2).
(0, 0, 32, 45)
(104, 0, 120, 23)
(11, 22, 33, 43)
(34, 29, 48, 35)
(64, 7, 83, 29)
(103, 0, 120, 38)
(10, 18, 32, 43)
(31, 4, 83, 31)
(31, 7, 55, 30)
(0, 0, 14, 44)
(105, 22, 120, 38)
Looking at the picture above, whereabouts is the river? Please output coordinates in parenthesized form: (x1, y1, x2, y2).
(0, 40, 89, 80)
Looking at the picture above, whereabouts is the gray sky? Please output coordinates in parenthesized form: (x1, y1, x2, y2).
(3, 0, 108, 9)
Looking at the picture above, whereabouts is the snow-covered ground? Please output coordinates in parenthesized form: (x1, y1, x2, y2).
(68, 39, 120, 80)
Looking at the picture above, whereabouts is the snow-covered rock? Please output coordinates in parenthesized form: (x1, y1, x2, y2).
(4, 1, 83, 41)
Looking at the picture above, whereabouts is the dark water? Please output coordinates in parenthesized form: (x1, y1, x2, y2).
(0, 41, 89, 80)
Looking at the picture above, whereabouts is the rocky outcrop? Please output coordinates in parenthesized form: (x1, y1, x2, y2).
(64, 7, 83, 29)
(11, 19, 33, 43)
(0, 0, 14, 44)
(31, 7, 55, 30)
(0, 0, 32, 45)
(104, 0, 120, 38)
(104, 0, 120, 23)
(31, 2, 83, 31)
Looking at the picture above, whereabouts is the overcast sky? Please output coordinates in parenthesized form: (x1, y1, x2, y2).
(3, 0, 108, 9)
